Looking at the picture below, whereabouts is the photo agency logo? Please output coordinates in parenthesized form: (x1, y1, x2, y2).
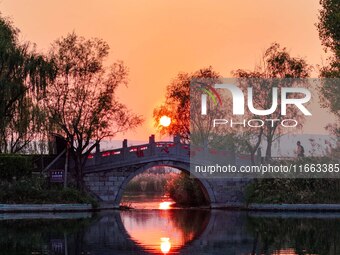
(198, 80, 312, 128)
(195, 81, 223, 110)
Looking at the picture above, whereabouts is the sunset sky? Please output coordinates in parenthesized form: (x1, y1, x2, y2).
(1, 0, 335, 142)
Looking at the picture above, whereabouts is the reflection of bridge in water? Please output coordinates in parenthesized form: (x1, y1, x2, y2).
(82, 134, 251, 208)
(0, 210, 254, 255)
(81, 210, 254, 255)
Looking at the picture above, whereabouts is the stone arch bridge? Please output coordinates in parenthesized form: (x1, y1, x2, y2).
(82, 135, 251, 208)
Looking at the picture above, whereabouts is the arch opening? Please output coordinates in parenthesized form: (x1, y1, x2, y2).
(115, 161, 214, 209)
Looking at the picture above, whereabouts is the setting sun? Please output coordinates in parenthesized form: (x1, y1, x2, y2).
(159, 115, 171, 127)
(159, 201, 173, 210)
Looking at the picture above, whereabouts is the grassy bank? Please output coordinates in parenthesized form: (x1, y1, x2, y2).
(246, 157, 340, 204)
(0, 177, 98, 207)
(245, 157, 340, 204)
(246, 178, 340, 204)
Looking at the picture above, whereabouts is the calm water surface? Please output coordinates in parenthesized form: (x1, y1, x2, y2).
(1, 199, 340, 254)
(121, 193, 175, 209)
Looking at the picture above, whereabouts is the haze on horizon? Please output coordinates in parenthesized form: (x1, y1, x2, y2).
(1, 0, 336, 141)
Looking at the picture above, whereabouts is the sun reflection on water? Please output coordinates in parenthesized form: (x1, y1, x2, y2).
(120, 208, 210, 254)
(160, 237, 171, 254)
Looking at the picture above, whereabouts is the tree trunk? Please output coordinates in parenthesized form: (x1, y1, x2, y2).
(250, 151, 256, 165)
(248, 128, 264, 165)
(266, 137, 273, 161)
(73, 153, 84, 191)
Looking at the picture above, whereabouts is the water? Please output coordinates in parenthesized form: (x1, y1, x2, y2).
(1, 207, 340, 254)
(121, 193, 175, 209)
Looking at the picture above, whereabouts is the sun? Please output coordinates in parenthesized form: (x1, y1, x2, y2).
(159, 115, 171, 127)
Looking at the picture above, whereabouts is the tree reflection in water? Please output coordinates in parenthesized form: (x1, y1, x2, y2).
(1, 211, 340, 254)
(246, 214, 340, 255)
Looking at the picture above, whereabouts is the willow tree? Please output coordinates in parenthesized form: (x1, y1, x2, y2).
(45, 33, 142, 189)
(0, 16, 55, 153)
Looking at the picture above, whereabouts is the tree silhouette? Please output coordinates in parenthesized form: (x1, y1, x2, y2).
(317, 0, 340, 121)
(45, 33, 143, 189)
(0, 16, 55, 153)
(233, 43, 311, 161)
(153, 67, 222, 143)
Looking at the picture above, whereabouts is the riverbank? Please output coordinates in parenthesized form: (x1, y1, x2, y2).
(2, 202, 340, 212)
(0, 203, 93, 212)
(247, 203, 340, 211)
(210, 203, 340, 212)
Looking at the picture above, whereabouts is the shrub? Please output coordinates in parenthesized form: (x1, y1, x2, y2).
(166, 172, 208, 206)
(0, 176, 98, 207)
(0, 154, 33, 181)
(246, 178, 340, 204)
(245, 157, 340, 204)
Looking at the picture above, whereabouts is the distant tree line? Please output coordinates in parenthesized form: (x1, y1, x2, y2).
(154, 0, 339, 161)
(154, 45, 312, 163)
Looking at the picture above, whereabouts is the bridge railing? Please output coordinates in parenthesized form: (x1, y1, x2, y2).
(85, 135, 189, 167)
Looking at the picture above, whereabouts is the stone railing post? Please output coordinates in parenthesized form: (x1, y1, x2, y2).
(94, 142, 101, 164)
(122, 139, 128, 160)
(149, 135, 155, 156)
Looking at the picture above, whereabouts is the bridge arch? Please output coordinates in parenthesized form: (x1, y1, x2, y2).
(114, 159, 216, 207)
(82, 135, 251, 208)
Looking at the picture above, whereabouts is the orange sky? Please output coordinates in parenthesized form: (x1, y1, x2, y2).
(1, 0, 335, 141)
